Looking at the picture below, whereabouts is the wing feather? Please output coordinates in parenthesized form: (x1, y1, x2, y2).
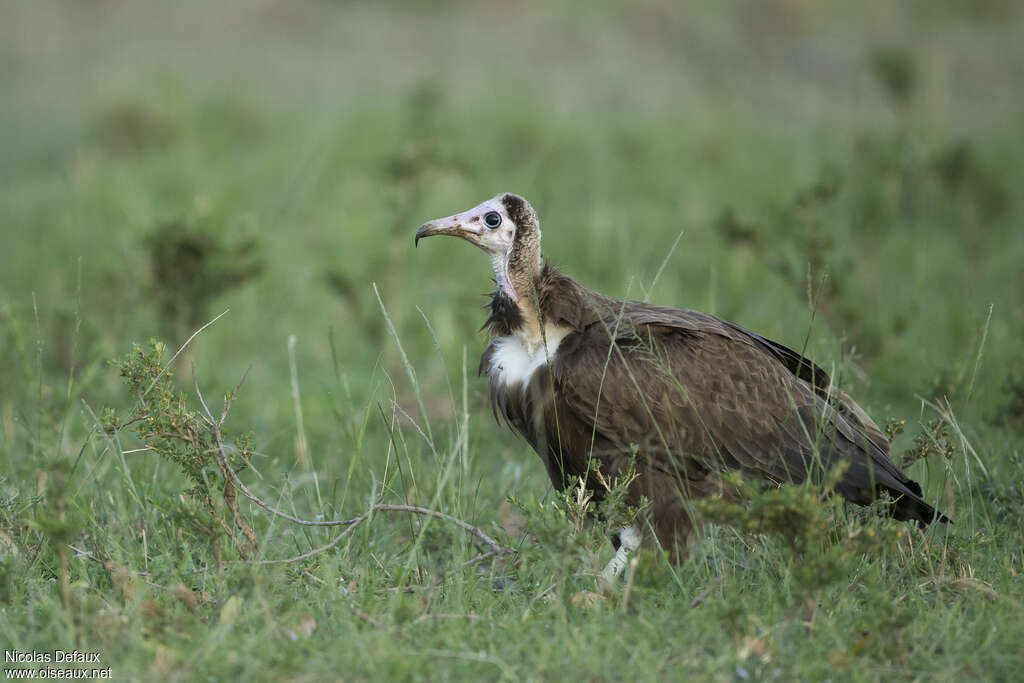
(547, 305, 947, 524)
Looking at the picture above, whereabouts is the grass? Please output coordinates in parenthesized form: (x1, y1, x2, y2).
(2, 2, 1024, 680)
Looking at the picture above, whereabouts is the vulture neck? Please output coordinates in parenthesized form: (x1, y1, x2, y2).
(489, 236, 553, 352)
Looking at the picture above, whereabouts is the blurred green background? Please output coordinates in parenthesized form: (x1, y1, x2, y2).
(2, 1, 1023, 680)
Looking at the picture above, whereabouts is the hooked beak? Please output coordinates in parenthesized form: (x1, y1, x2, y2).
(414, 213, 481, 247)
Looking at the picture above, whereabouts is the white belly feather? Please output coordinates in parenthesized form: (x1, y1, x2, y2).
(488, 326, 572, 389)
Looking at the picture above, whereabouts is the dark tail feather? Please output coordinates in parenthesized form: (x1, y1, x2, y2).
(879, 468, 953, 525)
(889, 485, 953, 526)
(832, 459, 953, 526)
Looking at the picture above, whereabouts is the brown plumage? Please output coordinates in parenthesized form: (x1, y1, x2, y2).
(416, 193, 950, 558)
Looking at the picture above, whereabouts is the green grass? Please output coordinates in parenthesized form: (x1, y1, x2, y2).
(2, 2, 1024, 680)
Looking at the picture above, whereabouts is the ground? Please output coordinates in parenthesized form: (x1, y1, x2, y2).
(1, 2, 1023, 680)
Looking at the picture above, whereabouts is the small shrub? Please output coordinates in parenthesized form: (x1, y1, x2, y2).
(901, 417, 955, 469)
(695, 466, 906, 596)
(105, 340, 258, 558)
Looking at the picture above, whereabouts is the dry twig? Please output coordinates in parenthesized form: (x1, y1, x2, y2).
(689, 575, 723, 609)
(192, 372, 515, 585)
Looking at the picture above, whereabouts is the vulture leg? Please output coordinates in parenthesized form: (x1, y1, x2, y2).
(637, 464, 729, 564)
(600, 524, 642, 582)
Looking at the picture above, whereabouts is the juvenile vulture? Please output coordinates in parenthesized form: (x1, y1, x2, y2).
(415, 193, 949, 577)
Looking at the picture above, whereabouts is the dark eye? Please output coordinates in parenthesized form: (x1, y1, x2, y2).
(483, 211, 502, 229)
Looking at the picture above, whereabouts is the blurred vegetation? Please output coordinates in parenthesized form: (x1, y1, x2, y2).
(1, 1, 1023, 680)
(146, 221, 263, 343)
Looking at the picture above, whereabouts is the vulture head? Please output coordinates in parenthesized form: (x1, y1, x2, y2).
(415, 193, 542, 305)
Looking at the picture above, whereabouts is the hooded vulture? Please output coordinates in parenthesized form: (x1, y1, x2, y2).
(415, 193, 949, 577)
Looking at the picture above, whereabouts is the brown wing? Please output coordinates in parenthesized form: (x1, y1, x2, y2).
(548, 305, 948, 525)
(716, 318, 892, 456)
